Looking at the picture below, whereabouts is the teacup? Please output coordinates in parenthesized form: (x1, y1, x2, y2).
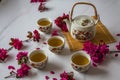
(29, 50, 48, 69)
(47, 36, 65, 54)
(37, 18, 52, 34)
(71, 50, 91, 72)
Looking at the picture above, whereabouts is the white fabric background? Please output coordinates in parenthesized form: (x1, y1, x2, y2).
(0, 0, 120, 80)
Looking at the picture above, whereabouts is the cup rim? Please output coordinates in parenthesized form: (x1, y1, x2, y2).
(37, 18, 52, 27)
(47, 36, 65, 48)
(71, 50, 91, 67)
(29, 50, 48, 63)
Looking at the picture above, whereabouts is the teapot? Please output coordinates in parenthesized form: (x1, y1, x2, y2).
(64, 2, 99, 42)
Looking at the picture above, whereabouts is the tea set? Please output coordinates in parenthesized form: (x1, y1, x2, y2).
(28, 2, 99, 72)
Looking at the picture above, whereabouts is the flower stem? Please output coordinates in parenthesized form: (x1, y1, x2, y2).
(4, 75, 13, 79)
(5, 71, 16, 78)
(22, 39, 31, 42)
(4, 74, 16, 78)
(7, 47, 13, 52)
(109, 51, 120, 54)
(7, 39, 31, 52)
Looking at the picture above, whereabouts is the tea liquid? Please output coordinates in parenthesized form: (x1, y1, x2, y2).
(48, 38, 63, 47)
(72, 55, 89, 65)
(30, 52, 46, 62)
(38, 20, 50, 26)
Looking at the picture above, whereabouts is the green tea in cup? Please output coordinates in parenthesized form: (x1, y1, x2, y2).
(48, 37, 63, 47)
(29, 50, 48, 69)
(37, 18, 52, 34)
(47, 36, 65, 54)
(38, 19, 51, 26)
(72, 54, 89, 65)
(30, 51, 46, 62)
(71, 50, 91, 72)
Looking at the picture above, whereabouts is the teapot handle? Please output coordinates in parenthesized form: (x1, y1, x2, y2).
(70, 2, 98, 22)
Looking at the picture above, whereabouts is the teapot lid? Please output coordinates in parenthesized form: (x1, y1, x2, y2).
(73, 15, 95, 28)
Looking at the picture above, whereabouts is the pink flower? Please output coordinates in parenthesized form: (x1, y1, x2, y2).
(33, 30, 41, 42)
(83, 41, 109, 66)
(115, 53, 118, 57)
(92, 63, 97, 67)
(51, 29, 59, 36)
(16, 52, 28, 65)
(30, 0, 46, 3)
(54, 13, 69, 32)
(116, 42, 120, 50)
(60, 71, 69, 80)
(38, 2, 46, 12)
(53, 78, 57, 80)
(16, 64, 31, 78)
(60, 78, 67, 80)
(36, 47, 40, 50)
(38, 0, 46, 2)
(6, 64, 31, 78)
(27, 30, 41, 42)
(60, 71, 75, 80)
(0, 48, 8, 62)
(30, 0, 37, 3)
(9, 38, 23, 50)
(16, 52, 28, 60)
(45, 76, 49, 80)
(8, 65, 15, 70)
(50, 71, 55, 74)
(116, 34, 120, 36)
(43, 42, 47, 45)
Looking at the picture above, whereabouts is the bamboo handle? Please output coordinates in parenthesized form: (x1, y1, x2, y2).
(70, 2, 98, 21)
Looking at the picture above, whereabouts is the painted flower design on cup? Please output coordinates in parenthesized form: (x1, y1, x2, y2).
(30, 59, 48, 69)
(49, 45, 64, 54)
(71, 63, 90, 72)
(29, 50, 48, 69)
(47, 36, 65, 54)
(37, 18, 52, 34)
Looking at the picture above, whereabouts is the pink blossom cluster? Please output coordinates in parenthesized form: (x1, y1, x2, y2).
(45, 71, 75, 80)
(60, 71, 75, 80)
(33, 30, 41, 42)
(8, 65, 15, 70)
(30, 0, 47, 12)
(83, 41, 109, 67)
(16, 52, 28, 64)
(51, 29, 59, 36)
(31, 0, 46, 3)
(7, 64, 31, 78)
(27, 30, 41, 42)
(16, 52, 28, 60)
(9, 38, 23, 50)
(38, 2, 47, 12)
(54, 13, 69, 32)
(0, 48, 8, 62)
(16, 64, 31, 78)
(45, 71, 56, 80)
(116, 42, 120, 50)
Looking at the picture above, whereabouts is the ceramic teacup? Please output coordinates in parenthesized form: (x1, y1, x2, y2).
(71, 50, 91, 72)
(29, 50, 48, 69)
(47, 36, 65, 54)
(37, 18, 52, 34)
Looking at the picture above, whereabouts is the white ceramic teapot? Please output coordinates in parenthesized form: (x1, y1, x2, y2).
(64, 2, 99, 42)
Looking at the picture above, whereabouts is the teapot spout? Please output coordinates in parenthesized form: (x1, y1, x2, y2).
(63, 19, 71, 32)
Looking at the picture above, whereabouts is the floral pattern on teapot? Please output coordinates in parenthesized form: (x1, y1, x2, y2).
(72, 29, 95, 41)
(64, 2, 99, 42)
